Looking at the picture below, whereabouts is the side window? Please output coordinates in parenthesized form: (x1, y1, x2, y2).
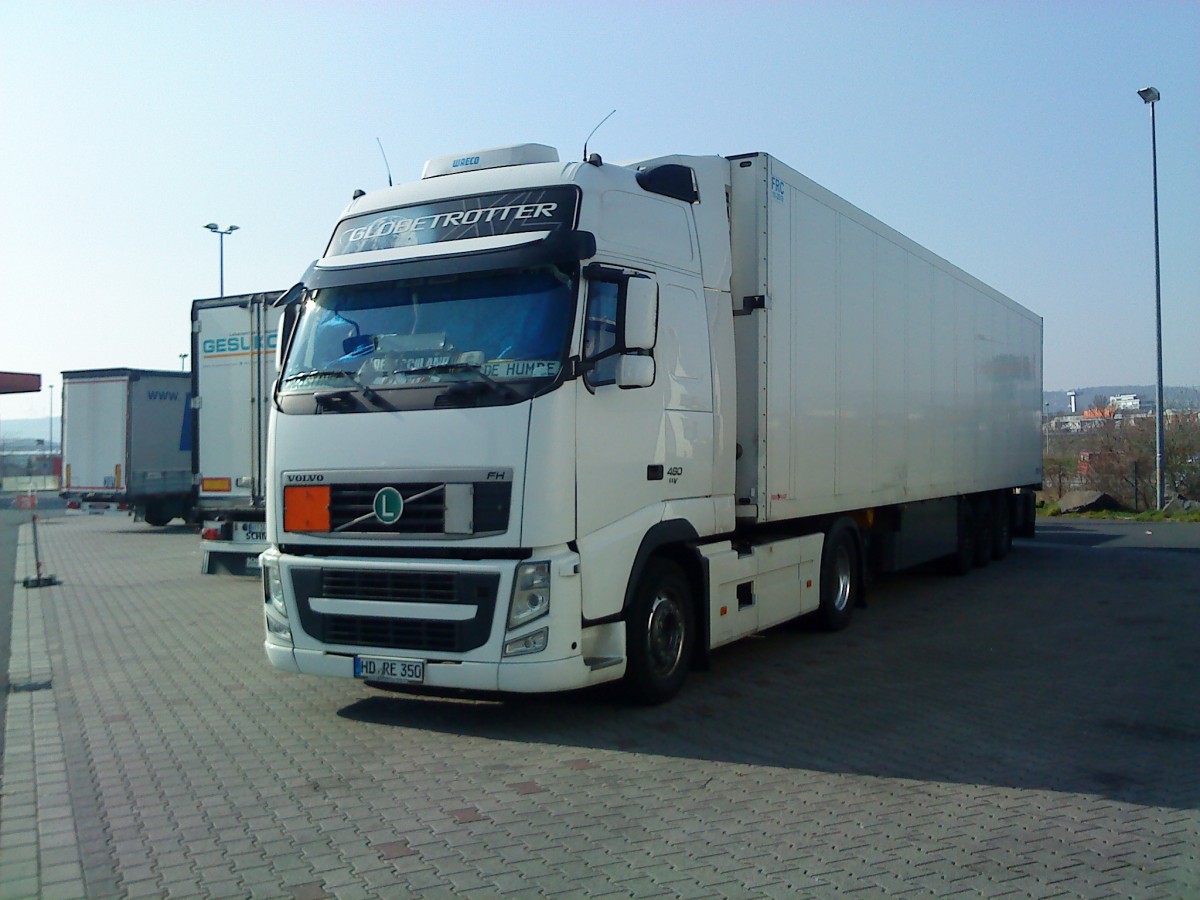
(583, 280, 620, 387)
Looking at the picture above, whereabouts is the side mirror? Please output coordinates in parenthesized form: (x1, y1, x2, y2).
(616, 355, 655, 389)
(623, 278, 658, 351)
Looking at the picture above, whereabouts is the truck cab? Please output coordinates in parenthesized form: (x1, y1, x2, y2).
(262, 144, 735, 702)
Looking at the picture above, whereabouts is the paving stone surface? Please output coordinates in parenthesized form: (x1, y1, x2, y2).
(2, 511, 1198, 898)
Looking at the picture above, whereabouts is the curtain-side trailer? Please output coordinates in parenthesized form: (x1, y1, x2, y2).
(60, 368, 193, 525)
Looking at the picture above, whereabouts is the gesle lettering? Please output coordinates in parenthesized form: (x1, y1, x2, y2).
(202, 333, 278, 355)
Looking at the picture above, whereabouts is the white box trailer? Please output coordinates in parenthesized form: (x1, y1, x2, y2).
(724, 152, 1042, 522)
(261, 143, 1043, 703)
(191, 291, 283, 574)
(60, 368, 192, 525)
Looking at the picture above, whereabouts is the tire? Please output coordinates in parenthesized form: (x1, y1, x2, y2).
(143, 503, 172, 527)
(1013, 492, 1037, 538)
(816, 520, 860, 631)
(624, 559, 695, 705)
(972, 496, 993, 568)
(946, 499, 974, 576)
(991, 494, 1012, 560)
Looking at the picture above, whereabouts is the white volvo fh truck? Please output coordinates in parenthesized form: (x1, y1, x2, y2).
(262, 143, 1042, 703)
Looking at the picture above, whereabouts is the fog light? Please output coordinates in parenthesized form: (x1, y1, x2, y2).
(265, 611, 292, 642)
(504, 627, 548, 657)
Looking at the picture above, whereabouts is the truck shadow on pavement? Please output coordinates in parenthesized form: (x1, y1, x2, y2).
(1032, 523, 1122, 547)
(108, 523, 197, 536)
(339, 540, 1200, 812)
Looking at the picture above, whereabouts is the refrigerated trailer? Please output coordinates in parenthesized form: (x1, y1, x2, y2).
(261, 143, 1042, 703)
(60, 368, 192, 525)
(191, 292, 283, 574)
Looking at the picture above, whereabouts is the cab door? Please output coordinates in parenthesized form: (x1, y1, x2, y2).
(573, 266, 714, 620)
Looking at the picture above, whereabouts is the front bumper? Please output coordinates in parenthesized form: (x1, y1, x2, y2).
(261, 546, 626, 694)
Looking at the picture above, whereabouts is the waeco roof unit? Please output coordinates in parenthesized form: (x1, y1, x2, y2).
(422, 144, 559, 179)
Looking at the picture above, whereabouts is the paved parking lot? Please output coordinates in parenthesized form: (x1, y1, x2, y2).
(2, 509, 1198, 898)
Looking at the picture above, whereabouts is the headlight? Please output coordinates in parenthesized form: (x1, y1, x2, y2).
(264, 562, 287, 619)
(508, 561, 550, 628)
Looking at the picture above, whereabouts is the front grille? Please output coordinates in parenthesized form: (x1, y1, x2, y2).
(321, 569, 456, 602)
(327, 481, 511, 535)
(324, 617, 459, 652)
(291, 567, 498, 653)
(330, 483, 444, 533)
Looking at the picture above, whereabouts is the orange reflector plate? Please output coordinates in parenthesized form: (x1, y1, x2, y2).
(284, 486, 331, 532)
(201, 477, 232, 492)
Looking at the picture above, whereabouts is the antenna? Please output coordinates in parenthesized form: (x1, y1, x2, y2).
(583, 109, 616, 161)
(376, 137, 393, 187)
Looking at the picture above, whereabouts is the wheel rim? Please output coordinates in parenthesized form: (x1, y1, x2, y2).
(646, 593, 685, 678)
(833, 545, 853, 611)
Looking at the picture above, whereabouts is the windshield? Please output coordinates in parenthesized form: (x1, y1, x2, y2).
(280, 265, 576, 401)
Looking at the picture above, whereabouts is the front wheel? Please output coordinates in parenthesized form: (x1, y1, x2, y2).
(815, 520, 861, 631)
(624, 559, 694, 705)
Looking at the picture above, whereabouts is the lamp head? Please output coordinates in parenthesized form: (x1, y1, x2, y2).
(204, 222, 219, 231)
(1138, 87, 1160, 104)
(228, 225, 239, 233)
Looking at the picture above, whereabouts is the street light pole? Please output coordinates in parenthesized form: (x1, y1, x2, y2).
(203, 223, 239, 297)
(1138, 86, 1165, 510)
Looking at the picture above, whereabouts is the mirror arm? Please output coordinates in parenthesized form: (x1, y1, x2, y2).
(568, 356, 594, 379)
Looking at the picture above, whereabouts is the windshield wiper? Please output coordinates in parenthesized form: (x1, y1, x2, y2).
(284, 368, 390, 409)
(399, 363, 517, 400)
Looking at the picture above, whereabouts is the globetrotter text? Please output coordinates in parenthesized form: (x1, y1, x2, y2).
(343, 202, 559, 244)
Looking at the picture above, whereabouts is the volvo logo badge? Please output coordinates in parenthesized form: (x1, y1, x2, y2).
(373, 487, 404, 524)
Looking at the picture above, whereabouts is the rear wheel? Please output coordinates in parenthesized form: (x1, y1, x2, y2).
(143, 503, 172, 527)
(624, 559, 694, 705)
(815, 520, 860, 631)
(946, 499, 975, 576)
(973, 497, 993, 568)
(992, 494, 1012, 559)
(1013, 491, 1037, 538)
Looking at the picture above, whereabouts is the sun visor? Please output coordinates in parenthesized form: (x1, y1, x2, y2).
(301, 230, 596, 289)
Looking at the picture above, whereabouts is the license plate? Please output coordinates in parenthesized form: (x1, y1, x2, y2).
(233, 522, 267, 543)
(354, 656, 425, 684)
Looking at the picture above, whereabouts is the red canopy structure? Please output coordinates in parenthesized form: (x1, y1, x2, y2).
(0, 371, 41, 394)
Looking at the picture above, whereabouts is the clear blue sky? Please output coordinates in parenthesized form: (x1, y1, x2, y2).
(2, 0, 1197, 424)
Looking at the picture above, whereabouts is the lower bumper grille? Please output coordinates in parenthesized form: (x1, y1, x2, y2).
(290, 567, 498, 653)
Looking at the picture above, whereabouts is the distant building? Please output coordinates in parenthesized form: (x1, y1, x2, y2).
(0, 448, 60, 492)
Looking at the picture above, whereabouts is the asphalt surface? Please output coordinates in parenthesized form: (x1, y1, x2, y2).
(1, 509, 1198, 898)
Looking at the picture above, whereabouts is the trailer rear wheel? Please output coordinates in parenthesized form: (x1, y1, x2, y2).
(992, 494, 1013, 559)
(815, 520, 860, 631)
(1013, 491, 1037, 538)
(973, 497, 993, 568)
(946, 499, 975, 576)
(143, 503, 172, 527)
(624, 559, 694, 705)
